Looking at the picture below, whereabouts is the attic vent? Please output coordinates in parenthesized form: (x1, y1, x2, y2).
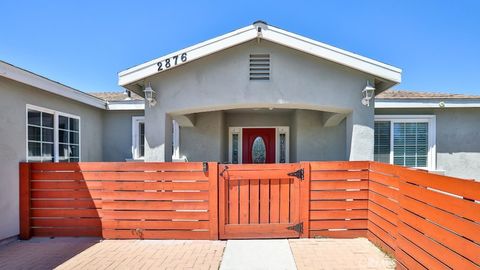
(249, 54, 270, 80)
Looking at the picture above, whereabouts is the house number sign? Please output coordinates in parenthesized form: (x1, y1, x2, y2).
(157, 53, 187, 71)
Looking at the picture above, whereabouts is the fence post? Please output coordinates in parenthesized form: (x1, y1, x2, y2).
(208, 162, 219, 240)
(19, 162, 31, 240)
(299, 162, 311, 238)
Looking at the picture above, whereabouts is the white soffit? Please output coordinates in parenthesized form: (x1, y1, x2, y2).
(118, 22, 402, 86)
(0, 61, 106, 109)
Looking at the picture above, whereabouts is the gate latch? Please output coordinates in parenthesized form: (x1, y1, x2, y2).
(287, 222, 304, 234)
(287, 168, 304, 180)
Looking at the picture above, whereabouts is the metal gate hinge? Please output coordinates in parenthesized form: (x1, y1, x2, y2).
(287, 168, 304, 180)
(287, 222, 304, 234)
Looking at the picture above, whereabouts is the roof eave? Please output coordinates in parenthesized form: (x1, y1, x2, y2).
(118, 23, 402, 87)
(375, 98, 480, 108)
(0, 61, 106, 109)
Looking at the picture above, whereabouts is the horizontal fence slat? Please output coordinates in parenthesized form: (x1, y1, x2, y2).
(369, 181, 398, 201)
(310, 210, 368, 220)
(310, 200, 368, 210)
(101, 191, 209, 201)
(32, 227, 102, 237)
(310, 230, 367, 238)
(31, 218, 102, 228)
(367, 221, 396, 252)
(368, 171, 399, 188)
(30, 162, 206, 172)
(31, 181, 102, 189)
(310, 180, 368, 191)
(366, 230, 395, 256)
(102, 220, 209, 230)
(102, 230, 210, 240)
(310, 220, 367, 230)
(368, 191, 399, 213)
(101, 201, 208, 211)
(310, 171, 368, 180)
(310, 161, 370, 171)
(310, 190, 368, 200)
(32, 172, 208, 181)
(369, 201, 397, 225)
(32, 209, 101, 218)
(101, 181, 209, 191)
(397, 235, 449, 270)
(101, 210, 209, 221)
(31, 199, 102, 209)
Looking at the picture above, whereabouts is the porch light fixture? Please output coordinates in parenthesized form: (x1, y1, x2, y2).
(144, 82, 157, 107)
(361, 80, 375, 107)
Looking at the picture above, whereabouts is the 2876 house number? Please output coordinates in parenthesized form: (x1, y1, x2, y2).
(157, 53, 187, 71)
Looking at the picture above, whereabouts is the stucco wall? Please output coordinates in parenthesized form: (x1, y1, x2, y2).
(0, 76, 104, 240)
(143, 39, 375, 162)
(179, 111, 225, 162)
(375, 107, 480, 180)
(293, 110, 347, 161)
(102, 110, 144, 161)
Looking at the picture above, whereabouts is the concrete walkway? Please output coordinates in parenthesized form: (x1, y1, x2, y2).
(220, 240, 297, 270)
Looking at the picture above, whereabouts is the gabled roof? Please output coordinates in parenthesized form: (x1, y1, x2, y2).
(118, 21, 402, 89)
(0, 60, 106, 109)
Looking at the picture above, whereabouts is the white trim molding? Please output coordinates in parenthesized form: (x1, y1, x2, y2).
(131, 116, 145, 160)
(375, 115, 436, 170)
(228, 126, 289, 164)
(118, 22, 401, 87)
(26, 104, 81, 162)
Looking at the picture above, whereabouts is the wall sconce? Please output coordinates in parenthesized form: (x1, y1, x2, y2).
(143, 82, 157, 107)
(361, 80, 375, 107)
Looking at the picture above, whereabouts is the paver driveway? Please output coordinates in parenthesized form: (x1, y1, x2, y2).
(0, 237, 395, 269)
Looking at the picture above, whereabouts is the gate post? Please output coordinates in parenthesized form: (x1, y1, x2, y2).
(299, 162, 311, 238)
(208, 162, 219, 240)
(19, 162, 31, 240)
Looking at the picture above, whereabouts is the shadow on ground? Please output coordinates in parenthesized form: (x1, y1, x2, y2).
(0, 237, 100, 270)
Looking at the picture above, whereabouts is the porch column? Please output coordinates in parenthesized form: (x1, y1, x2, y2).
(145, 109, 173, 162)
(346, 110, 374, 161)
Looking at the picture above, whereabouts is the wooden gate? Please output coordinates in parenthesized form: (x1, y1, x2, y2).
(218, 164, 305, 239)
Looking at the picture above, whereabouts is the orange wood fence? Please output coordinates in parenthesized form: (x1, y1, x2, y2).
(20, 162, 218, 240)
(19, 161, 480, 269)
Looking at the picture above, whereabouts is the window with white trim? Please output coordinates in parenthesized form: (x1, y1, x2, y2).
(132, 116, 145, 159)
(27, 105, 81, 162)
(374, 115, 436, 170)
(132, 117, 180, 160)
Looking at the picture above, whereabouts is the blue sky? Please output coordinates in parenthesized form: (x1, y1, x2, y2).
(1, 1, 479, 94)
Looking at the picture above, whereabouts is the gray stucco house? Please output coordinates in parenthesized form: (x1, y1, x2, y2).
(0, 21, 479, 241)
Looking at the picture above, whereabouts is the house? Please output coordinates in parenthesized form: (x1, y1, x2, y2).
(0, 21, 479, 241)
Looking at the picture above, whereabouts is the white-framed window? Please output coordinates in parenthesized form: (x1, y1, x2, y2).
(132, 117, 180, 160)
(132, 116, 145, 160)
(26, 104, 81, 162)
(374, 115, 436, 170)
(228, 126, 289, 164)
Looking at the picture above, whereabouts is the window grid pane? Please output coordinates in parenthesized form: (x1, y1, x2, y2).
(374, 121, 391, 163)
(139, 122, 145, 157)
(28, 110, 55, 162)
(232, 134, 239, 164)
(393, 122, 428, 167)
(279, 133, 286, 163)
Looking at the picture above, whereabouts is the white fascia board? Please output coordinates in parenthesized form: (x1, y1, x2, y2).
(0, 61, 106, 109)
(375, 99, 480, 108)
(118, 24, 402, 87)
(263, 26, 402, 83)
(107, 101, 145, 110)
(118, 25, 257, 86)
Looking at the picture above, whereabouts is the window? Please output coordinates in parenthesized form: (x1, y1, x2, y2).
(374, 115, 436, 170)
(132, 117, 180, 160)
(132, 116, 145, 159)
(26, 105, 81, 162)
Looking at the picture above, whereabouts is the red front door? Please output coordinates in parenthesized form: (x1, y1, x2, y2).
(242, 128, 276, 164)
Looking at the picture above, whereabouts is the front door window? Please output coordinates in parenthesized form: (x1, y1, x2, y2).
(252, 136, 267, 163)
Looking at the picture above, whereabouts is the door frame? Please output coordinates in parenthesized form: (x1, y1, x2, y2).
(228, 126, 290, 164)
